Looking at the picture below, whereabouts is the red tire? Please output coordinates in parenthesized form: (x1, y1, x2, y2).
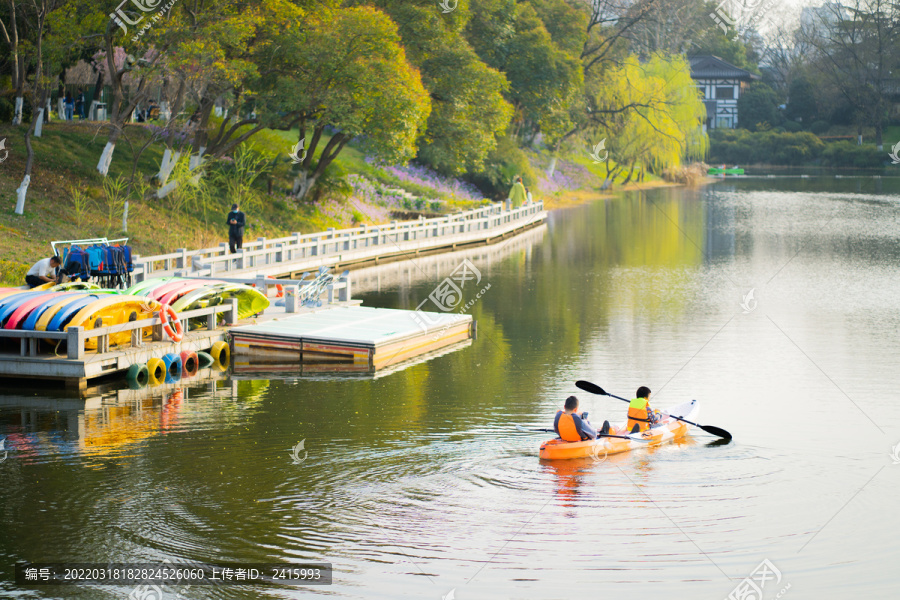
(158, 304, 184, 343)
(180, 350, 199, 378)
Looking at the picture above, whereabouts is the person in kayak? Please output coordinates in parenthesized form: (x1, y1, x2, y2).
(627, 386, 661, 433)
(554, 396, 608, 442)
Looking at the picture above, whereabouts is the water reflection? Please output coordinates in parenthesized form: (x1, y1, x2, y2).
(2, 177, 900, 599)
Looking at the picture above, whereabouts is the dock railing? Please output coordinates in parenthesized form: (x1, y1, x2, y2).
(133, 201, 544, 281)
(0, 300, 239, 360)
(161, 273, 353, 309)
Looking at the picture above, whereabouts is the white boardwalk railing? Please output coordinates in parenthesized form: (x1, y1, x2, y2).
(133, 201, 545, 282)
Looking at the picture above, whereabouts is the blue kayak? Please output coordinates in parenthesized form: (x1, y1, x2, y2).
(0, 292, 44, 326)
(46, 295, 102, 332)
(21, 294, 84, 331)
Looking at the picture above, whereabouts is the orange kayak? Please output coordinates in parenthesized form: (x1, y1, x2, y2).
(539, 400, 699, 460)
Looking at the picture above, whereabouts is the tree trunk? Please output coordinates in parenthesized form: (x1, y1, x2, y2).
(546, 157, 557, 178)
(293, 172, 318, 199)
(13, 96, 23, 125)
(875, 121, 883, 152)
(15, 113, 39, 214)
(34, 107, 44, 137)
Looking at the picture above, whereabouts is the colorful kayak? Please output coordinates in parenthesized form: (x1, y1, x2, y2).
(3, 292, 70, 329)
(21, 294, 90, 331)
(125, 277, 182, 297)
(65, 296, 161, 349)
(47, 281, 104, 292)
(154, 279, 225, 305)
(36, 294, 102, 331)
(539, 400, 700, 460)
(0, 291, 45, 325)
(46, 295, 105, 332)
(171, 284, 269, 321)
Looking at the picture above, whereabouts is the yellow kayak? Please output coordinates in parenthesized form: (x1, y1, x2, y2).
(67, 296, 162, 349)
(34, 294, 96, 331)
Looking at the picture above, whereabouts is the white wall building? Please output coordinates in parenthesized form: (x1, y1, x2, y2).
(689, 55, 760, 131)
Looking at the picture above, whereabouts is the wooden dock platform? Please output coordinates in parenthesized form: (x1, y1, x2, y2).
(230, 305, 474, 371)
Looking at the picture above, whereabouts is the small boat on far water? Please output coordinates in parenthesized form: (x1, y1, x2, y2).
(709, 167, 744, 175)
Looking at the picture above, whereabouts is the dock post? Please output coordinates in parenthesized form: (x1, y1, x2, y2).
(339, 274, 352, 302)
(176, 248, 187, 269)
(285, 286, 299, 313)
(224, 298, 239, 325)
(255, 275, 268, 314)
(237, 248, 245, 270)
(67, 326, 85, 360)
(131, 327, 143, 348)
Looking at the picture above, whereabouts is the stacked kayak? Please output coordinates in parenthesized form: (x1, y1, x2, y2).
(171, 283, 269, 322)
(0, 278, 268, 352)
(539, 400, 700, 460)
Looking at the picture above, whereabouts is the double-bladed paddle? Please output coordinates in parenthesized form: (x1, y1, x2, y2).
(514, 424, 651, 442)
(574, 380, 733, 441)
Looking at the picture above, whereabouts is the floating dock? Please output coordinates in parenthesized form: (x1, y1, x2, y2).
(230, 306, 474, 371)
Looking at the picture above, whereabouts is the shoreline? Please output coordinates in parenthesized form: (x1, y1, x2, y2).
(541, 179, 693, 211)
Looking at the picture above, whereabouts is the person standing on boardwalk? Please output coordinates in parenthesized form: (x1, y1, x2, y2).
(507, 176, 527, 210)
(227, 203, 246, 253)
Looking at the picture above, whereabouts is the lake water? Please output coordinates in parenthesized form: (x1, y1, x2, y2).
(2, 176, 899, 599)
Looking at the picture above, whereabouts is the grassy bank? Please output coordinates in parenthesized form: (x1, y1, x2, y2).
(0, 120, 666, 285)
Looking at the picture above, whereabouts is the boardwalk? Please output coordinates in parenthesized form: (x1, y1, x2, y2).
(135, 202, 546, 281)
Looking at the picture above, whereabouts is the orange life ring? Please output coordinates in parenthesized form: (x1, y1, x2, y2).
(158, 304, 184, 342)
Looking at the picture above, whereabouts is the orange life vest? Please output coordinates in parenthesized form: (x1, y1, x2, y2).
(555, 410, 582, 442)
(627, 397, 652, 432)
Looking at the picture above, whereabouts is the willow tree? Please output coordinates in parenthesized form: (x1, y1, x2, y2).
(589, 53, 707, 181)
(264, 6, 431, 200)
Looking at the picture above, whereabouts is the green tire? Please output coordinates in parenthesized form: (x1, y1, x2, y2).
(126, 363, 149, 389)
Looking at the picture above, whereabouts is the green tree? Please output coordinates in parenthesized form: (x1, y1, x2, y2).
(737, 83, 782, 131)
(590, 53, 707, 181)
(263, 6, 431, 200)
(466, 0, 583, 144)
(354, 0, 512, 175)
(784, 77, 820, 126)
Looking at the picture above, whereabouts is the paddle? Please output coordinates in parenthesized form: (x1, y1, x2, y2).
(574, 380, 733, 441)
(514, 424, 651, 442)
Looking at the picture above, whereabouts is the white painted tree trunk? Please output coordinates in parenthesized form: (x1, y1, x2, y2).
(122, 201, 129, 232)
(12, 97, 23, 125)
(97, 141, 115, 175)
(34, 108, 44, 138)
(188, 148, 205, 170)
(293, 173, 316, 199)
(546, 157, 557, 178)
(157, 180, 178, 199)
(46, 98, 52, 122)
(57, 97, 66, 119)
(157, 150, 181, 184)
(89, 100, 100, 120)
(15, 175, 30, 215)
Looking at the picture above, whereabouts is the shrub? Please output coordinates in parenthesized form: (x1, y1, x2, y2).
(810, 120, 831, 135)
(821, 141, 883, 168)
(708, 129, 823, 165)
(783, 121, 803, 133)
(0, 260, 27, 287)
